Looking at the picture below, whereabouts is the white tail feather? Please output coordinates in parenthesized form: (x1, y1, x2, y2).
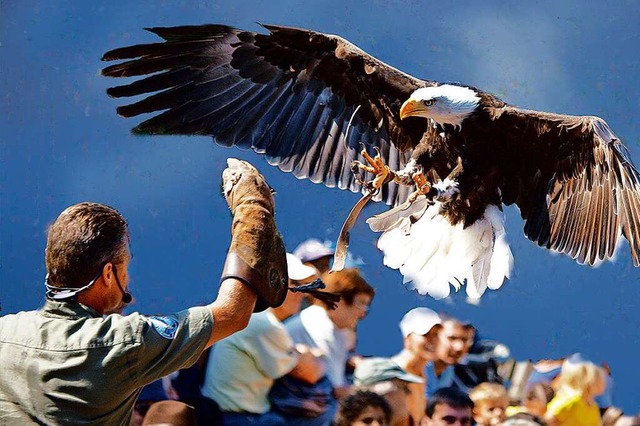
(372, 203, 513, 299)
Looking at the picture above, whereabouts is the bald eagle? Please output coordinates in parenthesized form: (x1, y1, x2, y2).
(101, 24, 640, 299)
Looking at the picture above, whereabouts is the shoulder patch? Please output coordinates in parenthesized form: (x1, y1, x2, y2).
(148, 315, 179, 339)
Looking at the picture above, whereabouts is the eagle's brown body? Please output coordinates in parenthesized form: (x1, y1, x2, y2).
(101, 24, 640, 298)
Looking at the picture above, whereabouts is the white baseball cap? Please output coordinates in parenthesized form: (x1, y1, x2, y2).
(399, 307, 442, 338)
(293, 239, 334, 263)
(286, 253, 318, 281)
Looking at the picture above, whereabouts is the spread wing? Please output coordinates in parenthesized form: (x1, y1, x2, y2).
(495, 107, 640, 266)
(101, 24, 434, 206)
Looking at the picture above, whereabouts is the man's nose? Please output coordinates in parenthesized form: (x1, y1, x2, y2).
(452, 340, 464, 351)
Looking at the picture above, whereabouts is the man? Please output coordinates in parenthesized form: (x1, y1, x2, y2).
(420, 387, 474, 426)
(286, 268, 374, 399)
(425, 316, 475, 396)
(354, 357, 424, 426)
(0, 159, 290, 425)
(201, 253, 326, 425)
(392, 308, 443, 424)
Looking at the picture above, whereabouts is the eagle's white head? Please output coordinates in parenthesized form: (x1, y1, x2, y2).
(400, 84, 480, 129)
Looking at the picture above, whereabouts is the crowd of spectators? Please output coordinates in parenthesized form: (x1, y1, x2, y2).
(133, 239, 639, 426)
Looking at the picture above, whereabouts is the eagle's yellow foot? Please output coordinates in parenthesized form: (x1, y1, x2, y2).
(351, 146, 396, 193)
(408, 171, 434, 202)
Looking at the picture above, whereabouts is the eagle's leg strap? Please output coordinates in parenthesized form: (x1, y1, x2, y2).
(331, 191, 374, 272)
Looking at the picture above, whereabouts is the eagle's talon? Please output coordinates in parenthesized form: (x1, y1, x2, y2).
(352, 148, 396, 191)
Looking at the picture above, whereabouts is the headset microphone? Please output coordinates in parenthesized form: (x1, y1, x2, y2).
(120, 289, 133, 304)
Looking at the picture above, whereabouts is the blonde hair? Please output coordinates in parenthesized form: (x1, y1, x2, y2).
(469, 382, 508, 405)
(556, 360, 605, 399)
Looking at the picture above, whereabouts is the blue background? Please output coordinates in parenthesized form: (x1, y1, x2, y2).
(2, 0, 638, 412)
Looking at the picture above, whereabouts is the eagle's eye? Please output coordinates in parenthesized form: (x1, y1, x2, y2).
(423, 99, 434, 107)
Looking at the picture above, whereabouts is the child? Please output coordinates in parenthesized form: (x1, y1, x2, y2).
(334, 390, 391, 426)
(469, 382, 509, 426)
(544, 359, 605, 426)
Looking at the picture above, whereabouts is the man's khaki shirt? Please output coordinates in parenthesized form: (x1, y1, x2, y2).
(0, 300, 213, 425)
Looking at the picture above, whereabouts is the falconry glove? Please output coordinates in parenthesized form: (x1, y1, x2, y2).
(221, 158, 288, 312)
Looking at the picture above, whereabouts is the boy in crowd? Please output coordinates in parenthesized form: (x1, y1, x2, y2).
(469, 382, 509, 426)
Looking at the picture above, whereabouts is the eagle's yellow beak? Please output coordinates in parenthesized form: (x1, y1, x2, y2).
(399, 99, 424, 119)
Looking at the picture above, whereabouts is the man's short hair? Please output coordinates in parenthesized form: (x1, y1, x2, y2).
(426, 387, 474, 418)
(318, 268, 374, 305)
(334, 390, 391, 426)
(439, 313, 475, 332)
(45, 202, 129, 288)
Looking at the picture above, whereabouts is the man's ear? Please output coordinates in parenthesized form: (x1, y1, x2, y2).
(100, 263, 114, 288)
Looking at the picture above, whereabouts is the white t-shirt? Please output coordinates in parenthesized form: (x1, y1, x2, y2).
(285, 304, 352, 387)
(201, 310, 298, 413)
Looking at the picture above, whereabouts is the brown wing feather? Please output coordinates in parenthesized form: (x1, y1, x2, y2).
(101, 24, 429, 206)
(495, 106, 640, 266)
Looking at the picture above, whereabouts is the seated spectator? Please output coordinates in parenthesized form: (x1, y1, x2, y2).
(425, 315, 475, 397)
(468, 382, 509, 425)
(506, 383, 554, 419)
(286, 268, 375, 399)
(354, 357, 424, 426)
(142, 400, 197, 426)
(544, 357, 606, 426)
(294, 238, 335, 274)
(201, 253, 325, 425)
(420, 387, 474, 426)
(334, 390, 392, 426)
(391, 307, 442, 424)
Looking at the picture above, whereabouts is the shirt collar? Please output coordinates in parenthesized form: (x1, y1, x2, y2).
(41, 299, 103, 319)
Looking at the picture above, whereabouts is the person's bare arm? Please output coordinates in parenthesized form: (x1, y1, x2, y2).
(206, 278, 257, 347)
(288, 344, 326, 384)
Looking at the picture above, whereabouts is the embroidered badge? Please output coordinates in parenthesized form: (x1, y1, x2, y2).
(149, 315, 179, 339)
